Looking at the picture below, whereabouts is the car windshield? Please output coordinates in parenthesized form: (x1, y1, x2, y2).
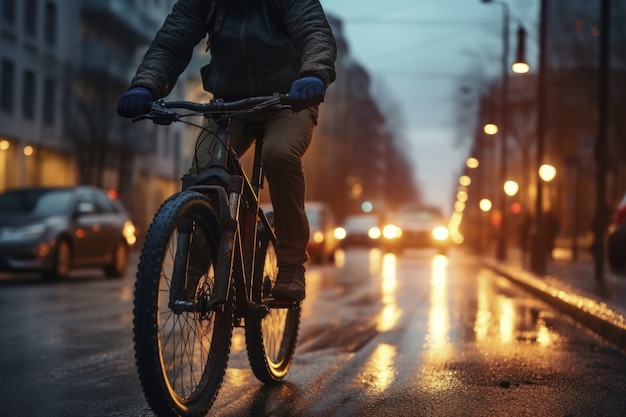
(344, 215, 378, 231)
(306, 209, 320, 226)
(0, 189, 73, 216)
(396, 211, 440, 222)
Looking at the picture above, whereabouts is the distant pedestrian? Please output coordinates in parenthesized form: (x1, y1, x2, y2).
(544, 210, 561, 260)
(518, 212, 533, 263)
(589, 203, 611, 262)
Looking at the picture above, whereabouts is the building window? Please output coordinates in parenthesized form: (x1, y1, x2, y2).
(44, 2, 57, 47)
(24, 0, 37, 37)
(42, 78, 55, 125)
(22, 70, 36, 119)
(2, 0, 16, 25)
(1, 59, 14, 112)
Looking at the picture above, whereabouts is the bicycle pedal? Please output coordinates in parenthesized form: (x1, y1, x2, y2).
(265, 298, 301, 309)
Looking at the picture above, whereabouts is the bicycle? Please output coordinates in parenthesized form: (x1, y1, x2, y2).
(132, 94, 301, 417)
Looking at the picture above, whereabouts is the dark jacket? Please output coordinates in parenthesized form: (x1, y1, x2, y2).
(130, 0, 337, 100)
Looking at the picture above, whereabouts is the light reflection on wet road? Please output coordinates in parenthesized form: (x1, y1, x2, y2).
(2, 248, 626, 416)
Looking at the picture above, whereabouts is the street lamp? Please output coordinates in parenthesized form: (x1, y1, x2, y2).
(512, 26, 530, 74)
(481, 0, 510, 262)
(530, 0, 548, 275)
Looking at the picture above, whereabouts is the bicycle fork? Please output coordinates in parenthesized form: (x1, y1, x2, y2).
(168, 180, 239, 315)
(209, 176, 244, 313)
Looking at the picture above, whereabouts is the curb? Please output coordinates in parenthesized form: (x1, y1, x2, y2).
(482, 259, 626, 352)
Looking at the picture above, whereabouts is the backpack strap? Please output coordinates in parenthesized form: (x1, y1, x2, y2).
(205, 0, 282, 36)
(204, 0, 221, 52)
(204, 1, 217, 26)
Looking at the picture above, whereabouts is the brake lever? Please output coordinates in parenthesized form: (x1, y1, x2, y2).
(131, 100, 179, 125)
(132, 114, 149, 123)
(253, 94, 283, 111)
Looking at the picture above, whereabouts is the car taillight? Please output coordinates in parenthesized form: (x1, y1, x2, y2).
(614, 205, 626, 224)
(312, 231, 324, 243)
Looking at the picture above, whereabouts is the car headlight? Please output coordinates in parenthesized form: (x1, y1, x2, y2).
(382, 224, 402, 240)
(334, 227, 347, 240)
(0, 224, 47, 241)
(368, 227, 381, 240)
(123, 221, 137, 246)
(432, 226, 449, 241)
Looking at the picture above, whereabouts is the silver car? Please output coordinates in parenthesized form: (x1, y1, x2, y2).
(0, 186, 136, 280)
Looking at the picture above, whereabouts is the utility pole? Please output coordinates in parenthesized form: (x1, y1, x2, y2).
(530, 0, 548, 275)
(594, 0, 611, 283)
(481, 0, 511, 262)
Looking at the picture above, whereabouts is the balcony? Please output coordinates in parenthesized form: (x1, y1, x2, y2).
(81, 0, 158, 44)
(70, 112, 155, 154)
(81, 41, 136, 81)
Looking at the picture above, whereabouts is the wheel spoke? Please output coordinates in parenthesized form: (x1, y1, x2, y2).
(245, 221, 300, 382)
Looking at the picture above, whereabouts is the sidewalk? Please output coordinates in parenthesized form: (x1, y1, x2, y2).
(478, 246, 626, 352)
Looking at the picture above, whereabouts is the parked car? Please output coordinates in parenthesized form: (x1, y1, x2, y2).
(608, 193, 626, 272)
(0, 186, 136, 280)
(335, 213, 382, 248)
(384, 203, 450, 254)
(305, 201, 338, 263)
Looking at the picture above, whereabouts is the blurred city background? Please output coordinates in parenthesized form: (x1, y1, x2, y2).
(1, 0, 625, 272)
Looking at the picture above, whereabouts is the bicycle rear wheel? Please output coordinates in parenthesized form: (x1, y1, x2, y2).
(245, 213, 301, 382)
(133, 191, 233, 417)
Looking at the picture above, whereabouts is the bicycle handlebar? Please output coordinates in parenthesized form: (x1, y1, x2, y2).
(133, 93, 291, 125)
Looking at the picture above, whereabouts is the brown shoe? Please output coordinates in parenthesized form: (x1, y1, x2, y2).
(272, 264, 306, 302)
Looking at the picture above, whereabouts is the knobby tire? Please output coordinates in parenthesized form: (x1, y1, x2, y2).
(133, 191, 233, 417)
(245, 212, 301, 382)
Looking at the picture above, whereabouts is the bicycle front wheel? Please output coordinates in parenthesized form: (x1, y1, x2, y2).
(245, 214, 301, 382)
(133, 191, 233, 417)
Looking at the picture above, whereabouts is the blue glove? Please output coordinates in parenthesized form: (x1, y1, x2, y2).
(289, 76, 325, 112)
(117, 87, 153, 118)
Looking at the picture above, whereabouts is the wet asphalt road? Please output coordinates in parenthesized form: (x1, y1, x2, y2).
(2, 248, 626, 416)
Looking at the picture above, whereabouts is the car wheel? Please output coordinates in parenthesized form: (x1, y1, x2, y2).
(43, 239, 71, 280)
(104, 241, 128, 278)
(607, 233, 625, 272)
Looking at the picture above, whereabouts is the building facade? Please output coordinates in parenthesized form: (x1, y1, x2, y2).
(0, 0, 201, 237)
(0, 1, 420, 236)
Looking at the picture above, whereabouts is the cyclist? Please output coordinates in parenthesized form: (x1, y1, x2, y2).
(117, 0, 337, 303)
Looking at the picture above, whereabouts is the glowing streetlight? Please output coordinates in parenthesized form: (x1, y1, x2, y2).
(459, 175, 472, 187)
(479, 198, 492, 212)
(503, 180, 519, 196)
(361, 201, 374, 213)
(466, 157, 480, 169)
(483, 123, 499, 135)
(457, 190, 468, 202)
(538, 164, 556, 182)
(512, 61, 530, 74)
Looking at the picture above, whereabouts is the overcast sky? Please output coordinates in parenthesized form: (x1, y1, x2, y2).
(319, 0, 537, 212)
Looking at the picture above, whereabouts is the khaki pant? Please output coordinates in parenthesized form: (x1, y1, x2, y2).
(190, 106, 318, 266)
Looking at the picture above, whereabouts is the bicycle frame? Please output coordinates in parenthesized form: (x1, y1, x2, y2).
(182, 115, 276, 316)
